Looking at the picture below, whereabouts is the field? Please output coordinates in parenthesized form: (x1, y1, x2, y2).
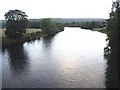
(0, 29, 41, 37)
(26, 29, 41, 34)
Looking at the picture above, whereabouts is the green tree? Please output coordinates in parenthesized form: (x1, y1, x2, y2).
(40, 19, 61, 35)
(105, 0, 119, 88)
(4, 9, 28, 38)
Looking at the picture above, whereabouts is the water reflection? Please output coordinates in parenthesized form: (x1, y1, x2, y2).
(42, 36, 55, 48)
(5, 44, 29, 75)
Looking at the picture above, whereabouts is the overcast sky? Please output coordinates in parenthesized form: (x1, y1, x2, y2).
(0, 0, 112, 20)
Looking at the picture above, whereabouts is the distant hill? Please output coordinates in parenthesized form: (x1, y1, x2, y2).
(50, 18, 106, 23)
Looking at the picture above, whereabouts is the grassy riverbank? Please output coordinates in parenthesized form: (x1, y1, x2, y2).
(92, 28, 107, 34)
(0, 29, 46, 48)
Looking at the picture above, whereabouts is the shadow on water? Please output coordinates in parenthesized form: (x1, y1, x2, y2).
(4, 44, 29, 76)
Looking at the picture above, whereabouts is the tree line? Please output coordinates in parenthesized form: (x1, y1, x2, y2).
(28, 20, 105, 30)
(63, 21, 105, 30)
(4, 10, 64, 39)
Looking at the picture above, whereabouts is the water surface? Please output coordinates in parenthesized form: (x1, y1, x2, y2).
(2, 27, 107, 88)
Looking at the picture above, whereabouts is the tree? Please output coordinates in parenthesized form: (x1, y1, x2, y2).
(40, 19, 61, 35)
(4, 9, 28, 38)
(105, 0, 119, 88)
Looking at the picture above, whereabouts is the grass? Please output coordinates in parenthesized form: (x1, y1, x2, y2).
(26, 29, 41, 33)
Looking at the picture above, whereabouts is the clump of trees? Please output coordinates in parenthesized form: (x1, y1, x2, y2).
(80, 21, 105, 30)
(64, 21, 105, 30)
(105, 0, 119, 88)
(4, 10, 28, 39)
(40, 18, 64, 35)
(3, 10, 65, 47)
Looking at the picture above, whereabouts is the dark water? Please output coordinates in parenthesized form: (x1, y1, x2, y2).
(2, 27, 107, 88)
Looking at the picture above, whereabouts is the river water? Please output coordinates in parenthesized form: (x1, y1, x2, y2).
(2, 27, 107, 88)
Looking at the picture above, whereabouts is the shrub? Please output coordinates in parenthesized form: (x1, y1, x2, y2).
(22, 34, 31, 41)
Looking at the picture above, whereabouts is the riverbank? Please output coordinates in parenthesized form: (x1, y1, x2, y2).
(1, 27, 106, 48)
(92, 28, 107, 34)
(1, 29, 46, 48)
(64, 26, 107, 34)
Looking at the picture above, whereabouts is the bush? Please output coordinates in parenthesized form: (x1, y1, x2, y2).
(22, 34, 32, 41)
(30, 33, 36, 39)
(36, 31, 42, 36)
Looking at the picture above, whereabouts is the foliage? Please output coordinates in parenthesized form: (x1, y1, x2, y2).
(28, 21, 40, 28)
(2, 29, 43, 47)
(93, 28, 107, 34)
(4, 9, 28, 39)
(2, 30, 44, 47)
(22, 34, 32, 41)
(106, 0, 119, 52)
(105, 0, 119, 88)
(64, 21, 105, 30)
(40, 18, 64, 35)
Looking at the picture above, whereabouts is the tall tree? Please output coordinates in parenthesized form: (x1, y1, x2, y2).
(4, 9, 28, 38)
(106, 0, 119, 88)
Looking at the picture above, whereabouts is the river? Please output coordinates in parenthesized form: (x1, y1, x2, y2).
(2, 27, 107, 88)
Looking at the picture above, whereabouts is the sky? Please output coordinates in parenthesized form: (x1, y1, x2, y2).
(0, 0, 112, 20)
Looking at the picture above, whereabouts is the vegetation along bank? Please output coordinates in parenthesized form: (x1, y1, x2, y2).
(1, 10, 64, 48)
